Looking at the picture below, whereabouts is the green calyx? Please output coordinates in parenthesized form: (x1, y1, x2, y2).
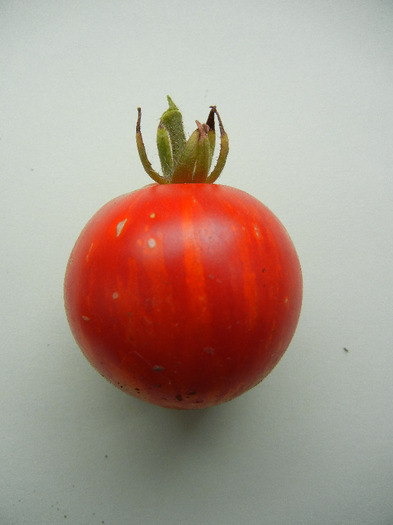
(136, 96, 228, 184)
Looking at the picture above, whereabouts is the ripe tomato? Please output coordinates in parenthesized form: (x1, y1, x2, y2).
(64, 98, 302, 409)
(64, 183, 302, 408)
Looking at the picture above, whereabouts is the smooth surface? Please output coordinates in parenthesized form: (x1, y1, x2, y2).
(2, 1, 393, 524)
(64, 184, 302, 408)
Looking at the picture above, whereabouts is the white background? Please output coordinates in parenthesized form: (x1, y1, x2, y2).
(2, 1, 393, 524)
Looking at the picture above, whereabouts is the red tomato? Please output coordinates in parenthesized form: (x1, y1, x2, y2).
(64, 183, 302, 409)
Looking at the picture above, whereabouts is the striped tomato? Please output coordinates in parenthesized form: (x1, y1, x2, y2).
(64, 98, 302, 409)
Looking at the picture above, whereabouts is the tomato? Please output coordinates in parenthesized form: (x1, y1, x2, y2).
(64, 98, 302, 409)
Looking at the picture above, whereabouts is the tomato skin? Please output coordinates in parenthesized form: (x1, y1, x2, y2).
(64, 184, 302, 409)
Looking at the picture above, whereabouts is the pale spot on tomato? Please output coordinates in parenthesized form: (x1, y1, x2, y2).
(284, 296, 289, 304)
(149, 212, 156, 219)
(203, 346, 215, 355)
(116, 218, 127, 237)
(112, 291, 119, 300)
(82, 315, 90, 321)
(147, 238, 156, 249)
(86, 243, 94, 261)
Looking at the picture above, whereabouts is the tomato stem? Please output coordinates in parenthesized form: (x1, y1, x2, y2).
(136, 97, 229, 184)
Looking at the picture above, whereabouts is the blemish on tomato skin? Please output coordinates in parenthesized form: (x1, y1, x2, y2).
(112, 291, 119, 300)
(149, 212, 156, 219)
(82, 315, 90, 321)
(253, 224, 261, 238)
(203, 346, 215, 355)
(147, 238, 156, 249)
(116, 218, 127, 237)
(152, 365, 164, 372)
(86, 243, 94, 261)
